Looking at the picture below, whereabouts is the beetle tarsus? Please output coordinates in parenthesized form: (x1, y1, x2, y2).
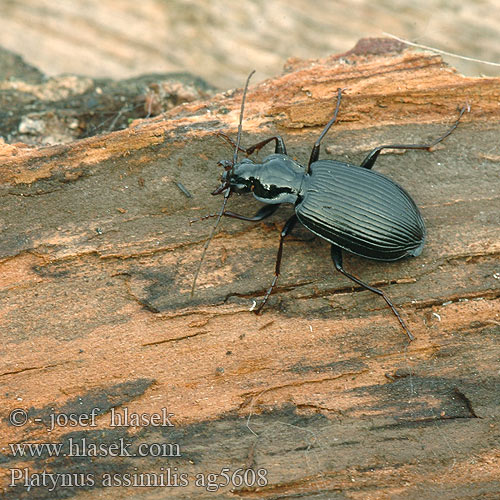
(330, 245, 414, 341)
(190, 213, 218, 224)
(359, 103, 470, 170)
(215, 131, 247, 153)
(245, 136, 287, 156)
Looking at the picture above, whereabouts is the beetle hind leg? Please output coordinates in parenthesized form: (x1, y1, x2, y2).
(330, 245, 415, 341)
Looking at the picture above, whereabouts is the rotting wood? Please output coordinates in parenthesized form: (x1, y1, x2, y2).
(0, 38, 499, 499)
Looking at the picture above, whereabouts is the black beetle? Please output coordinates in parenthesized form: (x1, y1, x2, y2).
(192, 71, 468, 341)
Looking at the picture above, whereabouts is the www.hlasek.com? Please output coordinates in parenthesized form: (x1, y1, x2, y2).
(7, 406, 268, 492)
(9, 437, 181, 458)
(9, 467, 269, 492)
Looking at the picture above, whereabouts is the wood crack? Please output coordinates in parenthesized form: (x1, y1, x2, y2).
(141, 330, 211, 347)
(0, 361, 71, 378)
(239, 370, 368, 410)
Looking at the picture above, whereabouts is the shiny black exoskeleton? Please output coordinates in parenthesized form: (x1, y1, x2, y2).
(198, 82, 467, 341)
(227, 152, 426, 260)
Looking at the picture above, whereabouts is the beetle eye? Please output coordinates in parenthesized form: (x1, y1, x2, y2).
(217, 159, 233, 171)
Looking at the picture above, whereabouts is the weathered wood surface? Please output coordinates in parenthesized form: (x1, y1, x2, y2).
(1, 39, 499, 499)
(1, 0, 500, 87)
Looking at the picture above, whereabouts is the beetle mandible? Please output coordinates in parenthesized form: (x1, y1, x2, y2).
(191, 71, 468, 341)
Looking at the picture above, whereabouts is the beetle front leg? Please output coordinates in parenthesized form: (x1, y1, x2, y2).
(245, 136, 287, 155)
(223, 204, 281, 221)
(330, 245, 415, 341)
(191, 204, 280, 224)
(254, 214, 298, 314)
(216, 131, 247, 153)
(216, 132, 287, 155)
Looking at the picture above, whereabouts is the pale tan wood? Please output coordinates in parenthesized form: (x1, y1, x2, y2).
(1, 40, 499, 499)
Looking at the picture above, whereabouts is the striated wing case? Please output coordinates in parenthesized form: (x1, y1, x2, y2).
(296, 160, 426, 261)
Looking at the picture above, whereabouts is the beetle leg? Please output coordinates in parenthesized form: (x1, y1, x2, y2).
(216, 132, 287, 155)
(216, 131, 247, 153)
(223, 204, 280, 221)
(245, 136, 287, 155)
(330, 245, 415, 341)
(359, 104, 469, 170)
(191, 204, 280, 224)
(254, 214, 298, 314)
(307, 88, 343, 172)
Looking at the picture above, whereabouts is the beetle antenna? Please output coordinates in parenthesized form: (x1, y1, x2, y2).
(233, 70, 255, 166)
(190, 188, 230, 297)
(190, 70, 255, 298)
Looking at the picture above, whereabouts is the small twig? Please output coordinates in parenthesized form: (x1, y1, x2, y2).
(383, 32, 500, 67)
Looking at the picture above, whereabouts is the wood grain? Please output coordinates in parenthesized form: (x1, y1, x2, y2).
(1, 0, 499, 87)
(1, 40, 499, 499)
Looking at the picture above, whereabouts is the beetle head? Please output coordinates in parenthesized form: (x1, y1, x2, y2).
(212, 158, 255, 195)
